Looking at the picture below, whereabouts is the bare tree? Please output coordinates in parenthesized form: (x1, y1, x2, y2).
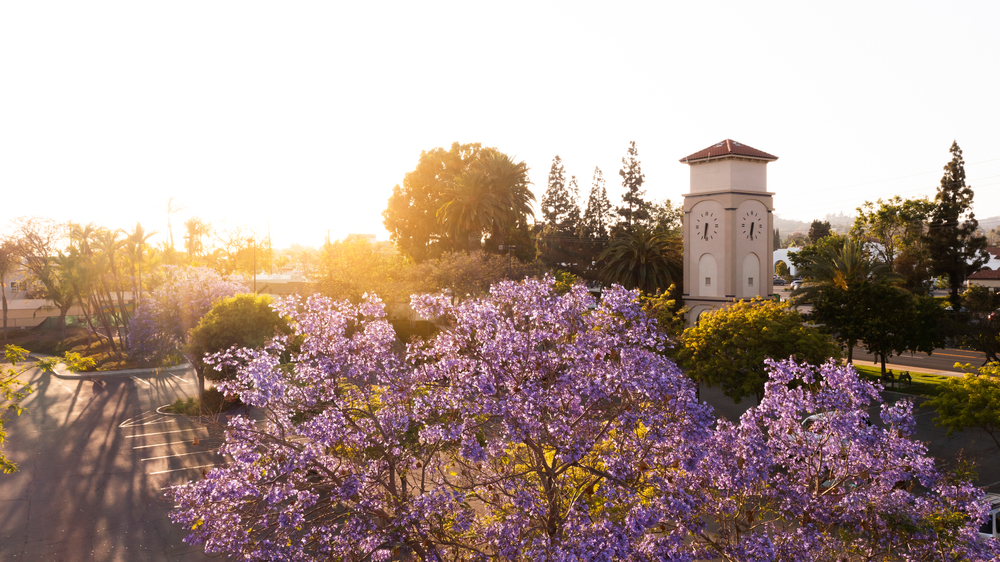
(167, 198, 185, 251)
(12, 218, 74, 340)
(0, 239, 20, 343)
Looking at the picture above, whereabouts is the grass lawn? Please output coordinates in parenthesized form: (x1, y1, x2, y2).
(850, 364, 958, 397)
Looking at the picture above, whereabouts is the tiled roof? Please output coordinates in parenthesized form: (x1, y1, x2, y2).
(969, 269, 1000, 279)
(986, 246, 1000, 258)
(680, 139, 778, 163)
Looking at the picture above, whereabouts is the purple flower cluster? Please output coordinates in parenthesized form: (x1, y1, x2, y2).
(128, 266, 248, 363)
(167, 277, 999, 561)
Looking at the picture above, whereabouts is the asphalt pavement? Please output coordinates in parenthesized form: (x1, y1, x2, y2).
(0, 362, 221, 561)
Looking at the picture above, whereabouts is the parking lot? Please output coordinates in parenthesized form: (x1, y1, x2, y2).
(0, 365, 216, 561)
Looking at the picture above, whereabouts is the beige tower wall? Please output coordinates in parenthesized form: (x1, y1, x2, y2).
(682, 162, 775, 326)
(688, 158, 769, 194)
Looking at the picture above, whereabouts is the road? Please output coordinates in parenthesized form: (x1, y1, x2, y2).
(850, 346, 986, 373)
(0, 364, 225, 561)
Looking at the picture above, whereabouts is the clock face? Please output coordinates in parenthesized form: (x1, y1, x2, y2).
(693, 211, 719, 242)
(741, 210, 764, 241)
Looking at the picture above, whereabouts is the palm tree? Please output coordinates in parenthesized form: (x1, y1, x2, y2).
(124, 223, 156, 310)
(478, 150, 534, 246)
(793, 236, 895, 363)
(437, 150, 534, 251)
(437, 168, 501, 251)
(598, 228, 682, 294)
(794, 237, 894, 298)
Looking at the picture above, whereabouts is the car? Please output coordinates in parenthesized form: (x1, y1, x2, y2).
(980, 492, 1000, 539)
(791, 278, 803, 290)
(773, 276, 787, 286)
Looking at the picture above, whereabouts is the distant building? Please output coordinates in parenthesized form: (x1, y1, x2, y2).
(345, 233, 377, 242)
(2, 264, 86, 329)
(255, 271, 318, 297)
(967, 269, 1000, 290)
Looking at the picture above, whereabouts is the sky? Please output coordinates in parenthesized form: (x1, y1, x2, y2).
(3, 1, 999, 249)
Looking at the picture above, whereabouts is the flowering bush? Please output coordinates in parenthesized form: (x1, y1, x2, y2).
(167, 278, 998, 561)
(700, 359, 997, 561)
(127, 266, 248, 364)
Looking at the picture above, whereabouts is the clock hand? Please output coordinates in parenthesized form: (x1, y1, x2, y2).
(703, 223, 709, 240)
(749, 222, 755, 239)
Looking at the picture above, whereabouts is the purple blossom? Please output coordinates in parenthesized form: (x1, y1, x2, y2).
(166, 277, 999, 561)
(128, 265, 248, 363)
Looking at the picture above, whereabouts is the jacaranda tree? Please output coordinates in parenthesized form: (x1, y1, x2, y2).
(167, 278, 998, 561)
(701, 359, 995, 560)
(127, 265, 248, 365)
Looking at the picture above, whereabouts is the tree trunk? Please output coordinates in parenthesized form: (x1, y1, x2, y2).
(57, 307, 70, 342)
(846, 341, 854, 365)
(75, 290, 103, 350)
(1, 281, 7, 344)
(880, 354, 887, 377)
(89, 291, 123, 360)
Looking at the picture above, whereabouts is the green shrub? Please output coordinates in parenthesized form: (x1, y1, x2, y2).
(200, 387, 228, 414)
(168, 387, 236, 415)
(170, 397, 198, 415)
(36, 357, 60, 373)
(62, 351, 96, 373)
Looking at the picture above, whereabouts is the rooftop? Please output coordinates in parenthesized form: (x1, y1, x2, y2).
(969, 269, 1000, 279)
(680, 139, 778, 164)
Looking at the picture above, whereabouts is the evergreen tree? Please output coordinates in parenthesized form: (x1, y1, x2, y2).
(807, 220, 832, 243)
(541, 156, 572, 232)
(564, 175, 581, 235)
(615, 141, 649, 233)
(773, 228, 781, 249)
(925, 141, 988, 309)
(581, 167, 612, 241)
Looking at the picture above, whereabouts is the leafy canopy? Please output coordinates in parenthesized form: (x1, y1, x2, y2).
(679, 297, 841, 403)
(1, 345, 33, 473)
(926, 362, 1000, 452)
(185, 293, 291, 384)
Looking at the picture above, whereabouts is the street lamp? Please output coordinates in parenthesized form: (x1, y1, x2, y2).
(247, 238, 257, 293)
(498, 244, 519, 278)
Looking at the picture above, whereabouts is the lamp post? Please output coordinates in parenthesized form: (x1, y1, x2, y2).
(247, 238, 257, 293)
(498, 244, 519, 278)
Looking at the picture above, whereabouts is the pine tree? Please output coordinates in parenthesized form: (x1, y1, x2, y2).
(564, 175, 581, 236)
(581, 167, 612, 241)
(773, 228, 781, 249)
(541, 156, 572, 231)
(925, 141, 988, 309)
(615, 141, 649, 233)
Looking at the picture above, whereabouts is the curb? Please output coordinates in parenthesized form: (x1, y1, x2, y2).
(52, 362, 194, 380)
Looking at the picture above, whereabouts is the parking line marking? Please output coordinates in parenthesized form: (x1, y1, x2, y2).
(142, 450, 215, 462)
(130, 376, 152, 386)
(126, 428, 202, 438)
(133, 438, 198, 449)
(149, 464, 217, 475)
(169, 373, 188, 383)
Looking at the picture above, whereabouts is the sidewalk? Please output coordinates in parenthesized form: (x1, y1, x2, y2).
(846, 360, 963, 378)
(32, 353, 194, 380)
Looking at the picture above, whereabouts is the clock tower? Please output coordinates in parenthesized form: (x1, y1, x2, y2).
(680, 139, 778, 324)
